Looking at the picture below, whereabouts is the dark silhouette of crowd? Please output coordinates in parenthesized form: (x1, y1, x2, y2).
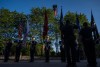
(2, 20, 99, 67)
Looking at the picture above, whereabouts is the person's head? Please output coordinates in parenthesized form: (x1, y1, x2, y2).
(65, 20, 70, 25)
(47, 35, 49, 38)
(83, 22, 88, 28)
(32, 37, 35, 41)
(46, 36, 50, 40)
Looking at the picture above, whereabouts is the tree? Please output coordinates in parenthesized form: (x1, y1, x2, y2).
(0, 8, 91, 56)
(64, 11, 88, 25)
(0, 8, 15, 41)
(0, 8, 27, 41)
(30, 7, 55, 43)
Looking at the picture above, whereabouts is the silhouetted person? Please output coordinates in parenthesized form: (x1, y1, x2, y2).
(60, 20, 77, 67)
(44, 36, 51, 62)
(4, 39, 12, 62)
(79, 22, 97, 67)
(15, 40, 22, 62)
(59, 40, 66, 62)
(30, 37, 37, 62)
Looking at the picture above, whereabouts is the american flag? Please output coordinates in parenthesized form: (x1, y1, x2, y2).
(43, 10, 48, 40)
(23, 17, 30, 45)
(18, 22, 23, 39)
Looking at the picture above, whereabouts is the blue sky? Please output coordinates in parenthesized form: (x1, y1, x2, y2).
(0, 0, 100, 32)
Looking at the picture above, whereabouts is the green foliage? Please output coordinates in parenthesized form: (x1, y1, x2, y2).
(30, 7, 55, 24)
(21, 46, 30, 55)
(64, 11, 76, 24)
(0, 42, 4, 55)
(10, 43, 16, 55)
(64, 11, 88, 25)
(30, 7, 56, 43)
(50, 51, 56, 57)
(96, 44, 100, 58)
(35, 44, 43, 56)
(0, 8, 93, 56)
(0, 8, 27, 41)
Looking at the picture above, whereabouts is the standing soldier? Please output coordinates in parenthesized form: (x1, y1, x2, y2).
(30, 37, 37, 62)
(4, 39, 12, 62)
(59, 40, 66, 62)
(60, 20, 77, 67)
(15, 40, 22, 62)
(44, 36, 51, 62)
(79, 22, 97, 67)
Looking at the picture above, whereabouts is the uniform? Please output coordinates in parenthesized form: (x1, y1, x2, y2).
(59, 41, 66, 62)
(44, 37, 51, 62)
(15, 40, 22, 62)
(79, 22, 97, 66)
(61, 20, 77, 66)
(60, 45, 66, 62)
(30, 40, 37, 62)
(4, 40, 12, 62)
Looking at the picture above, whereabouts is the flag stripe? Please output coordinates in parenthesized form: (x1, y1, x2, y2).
(23, 18, 30, 45)
(18, 23, 23, 39)
(43, 10, 48, 40)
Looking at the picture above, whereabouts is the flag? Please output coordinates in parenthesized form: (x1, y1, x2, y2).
(76, 13, 81, 44)
(59, 6, 63, 28)
(43, 10, 48, 40)
(91, 10, 95, 27)
(76, 13, 81, 32)
(53, 5, 57, 16)
(59, 7, 64, 40)
(23, 17, 30, 45)
(26, 18, 30, 34)
(91, 10, 99, 42)
(18, 22, 23, 39)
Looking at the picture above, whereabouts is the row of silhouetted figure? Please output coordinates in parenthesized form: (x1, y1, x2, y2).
(3, 36, 52, 62)
(59, 20, 99, 67)
(3, 35, 84, 63)
(2, 20, 99, 67)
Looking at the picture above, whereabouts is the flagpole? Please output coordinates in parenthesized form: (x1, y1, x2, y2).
(53, 5, 59, 54)
(41, 0, 47, 56)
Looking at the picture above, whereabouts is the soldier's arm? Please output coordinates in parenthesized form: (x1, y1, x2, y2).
(79, 30, 83, 43)
(3, 42, 6, 47)
(79, 35, 83, 45)
(59, 24, 64, 32)
(73, 24, 79, 29)
(35, 41, 37, 45)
